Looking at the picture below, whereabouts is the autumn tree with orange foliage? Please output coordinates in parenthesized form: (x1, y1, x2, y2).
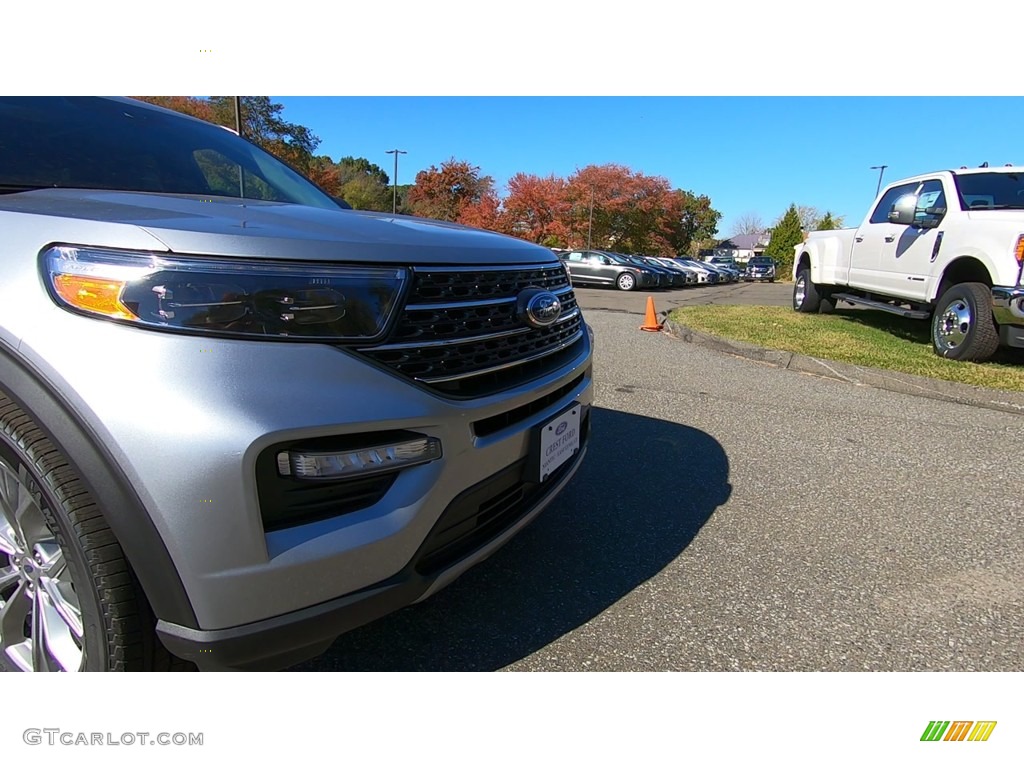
(408, 159, 500, 228)
(499, 173, 572, 247)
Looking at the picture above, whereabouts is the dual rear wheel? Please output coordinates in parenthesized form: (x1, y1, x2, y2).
(792, 270, 998, 362)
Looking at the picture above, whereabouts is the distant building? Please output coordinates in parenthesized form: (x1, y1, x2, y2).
(712, 232, 770, 264)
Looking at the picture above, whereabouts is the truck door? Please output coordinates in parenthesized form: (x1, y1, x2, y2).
(877, 179, 947, 300)
(849, 181, 919, 293)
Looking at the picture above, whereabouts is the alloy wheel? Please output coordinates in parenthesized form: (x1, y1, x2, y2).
(0, 456, 84, 672)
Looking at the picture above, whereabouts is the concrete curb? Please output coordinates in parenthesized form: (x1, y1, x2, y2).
(663, 317, 1024, 416)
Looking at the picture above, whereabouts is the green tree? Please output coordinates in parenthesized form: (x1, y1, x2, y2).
(815, 211, 844, 230)
(765, 204, 804, 279)
(208, 96, 320, 175)
(665, 189, 721, 255)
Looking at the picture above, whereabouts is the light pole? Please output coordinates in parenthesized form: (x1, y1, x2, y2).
(586, 187, 594, 250)
(385, 149, 407, 214)
(234, 97, 245, 199)
(870, 165, 888, 198)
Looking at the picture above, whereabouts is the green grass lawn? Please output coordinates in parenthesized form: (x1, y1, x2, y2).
(669, 305, 1024, 392)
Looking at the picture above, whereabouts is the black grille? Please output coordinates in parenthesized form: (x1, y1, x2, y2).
(357, 264, 586, 398)
(412, 264, 570, 301)
(472, 372, 587, 438)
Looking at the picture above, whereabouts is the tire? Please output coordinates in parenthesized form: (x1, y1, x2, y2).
(0, 394, 185, 671)
(793, 268, 821, 313)
(931, 282, 999, 362)
(616, 272, 637, 291)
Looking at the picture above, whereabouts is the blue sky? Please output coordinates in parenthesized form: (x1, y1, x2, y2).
(273, 97, 1024, 238)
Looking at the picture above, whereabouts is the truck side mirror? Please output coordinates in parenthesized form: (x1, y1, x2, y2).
(887, 194, 917, 225)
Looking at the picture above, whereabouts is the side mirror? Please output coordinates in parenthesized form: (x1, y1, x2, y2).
(887, 194, 917, 225)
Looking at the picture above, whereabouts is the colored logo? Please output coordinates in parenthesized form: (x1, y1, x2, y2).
(555, 421, 568, 436)
(920, 721, 997, 742)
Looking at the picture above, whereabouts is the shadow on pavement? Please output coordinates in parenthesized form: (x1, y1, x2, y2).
(293, 406, 731, 671)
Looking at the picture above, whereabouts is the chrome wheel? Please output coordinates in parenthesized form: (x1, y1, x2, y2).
(935, 298, 972, 353)
(0, 456, 84, 672)
(794, 275, 807, 308)
(617, 273, 635, 291)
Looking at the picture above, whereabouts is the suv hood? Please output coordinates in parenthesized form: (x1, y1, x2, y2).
(1, 189, 552, 265)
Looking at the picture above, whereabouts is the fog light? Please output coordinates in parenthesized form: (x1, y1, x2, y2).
(276, 437, 441, 480)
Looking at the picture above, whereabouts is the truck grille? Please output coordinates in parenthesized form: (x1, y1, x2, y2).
(357, 263, 585, 397)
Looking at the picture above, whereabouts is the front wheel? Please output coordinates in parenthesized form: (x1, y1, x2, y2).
(931, 282, 999, 362)
(0, 394, 180, 671)
(616, 272, 637, 291)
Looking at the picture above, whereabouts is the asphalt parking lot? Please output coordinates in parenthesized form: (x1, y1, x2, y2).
(573, 279, 792, 314)
(298, 287, 1023, 672)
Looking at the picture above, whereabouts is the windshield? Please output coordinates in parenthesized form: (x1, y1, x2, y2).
(607, 253, 642, 266)
(0, 97, 340, 210)
(954, 172, 1024, 210)
(749, 257, 774, 266)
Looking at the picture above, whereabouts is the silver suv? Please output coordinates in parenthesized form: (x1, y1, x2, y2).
(0, 97, 593, 671)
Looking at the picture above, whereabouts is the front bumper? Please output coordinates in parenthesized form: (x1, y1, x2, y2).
(637, 273, 658, 288)
(157, 431, 589, 671)
(20, 298, 594, 635)
(993, 285, 1024, 346)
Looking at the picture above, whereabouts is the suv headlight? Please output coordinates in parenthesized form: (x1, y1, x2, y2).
(42, 245, 407, 342)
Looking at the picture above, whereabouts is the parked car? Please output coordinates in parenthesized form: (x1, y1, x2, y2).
(559, 249, 658, 291)
(708, 255, 739, 271)
(672, 258, 719, 284)
(745, 256, 777, 282)
(621, 254, 686, 288)
(0, 97, 594, 671)
(702, 259, 741, 282)
(794, 164, 1024, 361)
(649, 257, 698, 284)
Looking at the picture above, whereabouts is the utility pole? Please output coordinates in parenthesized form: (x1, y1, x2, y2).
(870, 165, 888, 198)
(587, 187, 595, 250)
(385, 149, 407, 214)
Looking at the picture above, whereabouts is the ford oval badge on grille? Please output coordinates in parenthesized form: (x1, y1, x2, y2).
(518, 288, 562, 329)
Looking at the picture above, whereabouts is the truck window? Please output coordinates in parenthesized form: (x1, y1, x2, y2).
(869, 182, 919, 224)
(913, 179, 946, 226)
(954, 172, 1024, 210)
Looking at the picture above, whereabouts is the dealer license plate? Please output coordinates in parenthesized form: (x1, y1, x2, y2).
(537, 405, 581, 483)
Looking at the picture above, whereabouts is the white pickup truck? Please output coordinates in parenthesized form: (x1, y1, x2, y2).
(792, 165, 1024, 361)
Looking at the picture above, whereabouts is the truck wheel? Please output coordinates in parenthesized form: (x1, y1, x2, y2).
(616, 272, 636, 291)
(0, 395, 169, 671)
(793, 268, 821, 313)
(931, 283, 999, 362)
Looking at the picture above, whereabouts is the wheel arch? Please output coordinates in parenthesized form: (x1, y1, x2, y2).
(796, 250, 812, 280)
(0, 343, 198, 629)
(933, 256, 995, 303)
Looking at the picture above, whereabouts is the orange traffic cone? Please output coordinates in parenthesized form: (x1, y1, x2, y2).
(639, 296, 663, 332)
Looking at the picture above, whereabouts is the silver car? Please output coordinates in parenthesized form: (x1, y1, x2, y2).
(0, 97, 593, 671)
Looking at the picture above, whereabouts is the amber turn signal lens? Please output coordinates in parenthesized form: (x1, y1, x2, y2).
(52, 274, 137, 320)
